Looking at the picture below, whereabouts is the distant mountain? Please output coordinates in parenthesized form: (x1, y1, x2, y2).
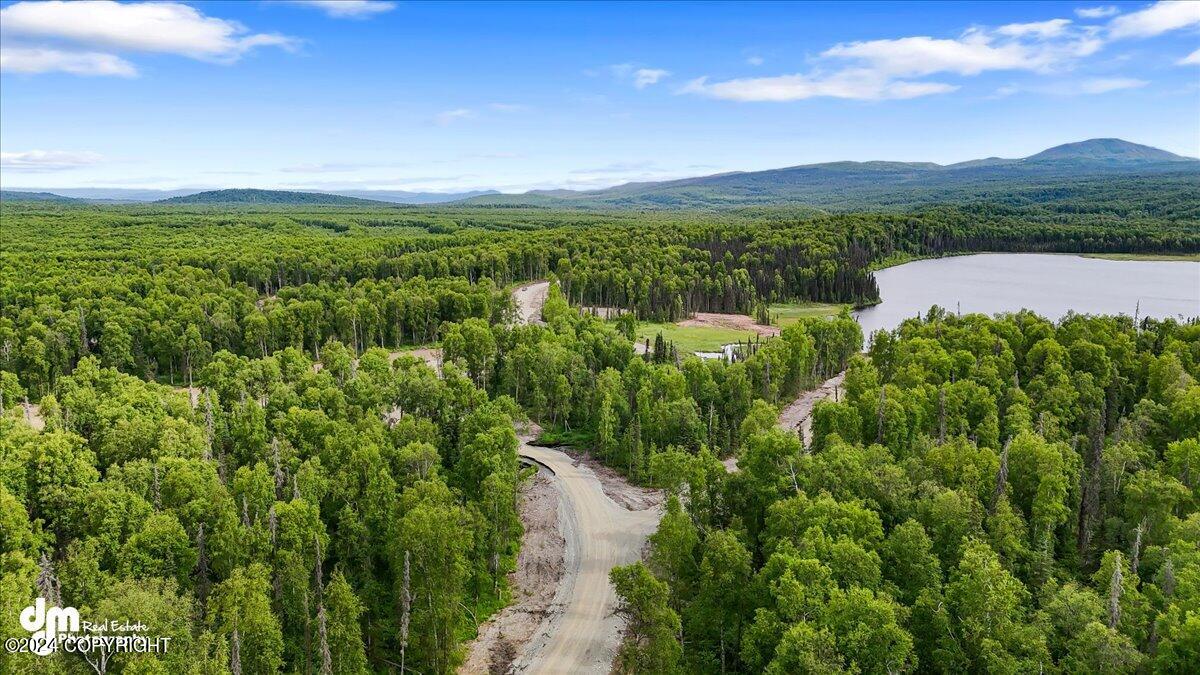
(1026, 138, 1191, 163)
(0, 190, 84, 203)
(157, 189, 394, 206)
(462, 138, 1200, 210)
(3, 187, 498, 204)
(324, 189, 500, 204)
(4, 187, 200, 202)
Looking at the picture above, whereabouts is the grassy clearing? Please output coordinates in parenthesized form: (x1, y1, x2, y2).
(533, 426, 595, 448)
(769, 302, 847, 326)
(1081, 252, 1200, 262)
(635, 322, 757, 353)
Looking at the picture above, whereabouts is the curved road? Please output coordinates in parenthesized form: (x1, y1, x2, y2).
(512, 438, 661, 673)
(502, 279, 663, 673)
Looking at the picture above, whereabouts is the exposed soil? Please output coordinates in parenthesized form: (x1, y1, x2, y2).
(460, 470, 565, 674)
(390, 348, 442, 372)
(170, 386, 202, 408)
(724, 369, 848, 473)
(509, 441, 662, 674)
(563, 449, 663, 512)
(513, 281, 550, 326)
(678, 312, 780, 337)
(21, 403, 45, 431)
(777, 370, 847, 446)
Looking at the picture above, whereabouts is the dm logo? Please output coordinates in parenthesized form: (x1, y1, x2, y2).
(19, 598, 79, 655)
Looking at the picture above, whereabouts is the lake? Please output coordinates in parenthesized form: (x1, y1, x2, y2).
(853, 253, 1200, 338)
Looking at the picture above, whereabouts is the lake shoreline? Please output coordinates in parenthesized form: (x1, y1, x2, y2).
(870, 249, 1200, 272)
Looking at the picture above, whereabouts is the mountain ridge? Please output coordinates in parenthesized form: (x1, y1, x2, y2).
(157, 189, 393, 206)
(462, 138, 1199, 209)
(4, 139, 1195, 210)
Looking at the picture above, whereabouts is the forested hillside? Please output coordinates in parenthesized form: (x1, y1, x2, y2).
(1, 200, 1198, 673)
(158, 189, 394, 207)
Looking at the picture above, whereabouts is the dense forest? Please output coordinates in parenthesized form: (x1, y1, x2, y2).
(3, 202, 1197, 396)
(612, 310, 1200, 673)
(1, 199, 1198, 673)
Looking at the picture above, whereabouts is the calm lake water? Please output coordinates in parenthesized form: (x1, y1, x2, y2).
(853, 253, 1200, 338)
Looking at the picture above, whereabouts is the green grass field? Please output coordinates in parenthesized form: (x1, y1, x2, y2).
(768, 302, 847, 326)
(635, 322, 757, 353)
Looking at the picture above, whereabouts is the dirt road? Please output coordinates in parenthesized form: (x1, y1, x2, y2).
(510, 435, 662, 674)
(723, 370, 847, 473)
(513, 281, 550, 326)
(778, 370, 846, 446)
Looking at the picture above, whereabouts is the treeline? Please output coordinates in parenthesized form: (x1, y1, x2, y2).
(2, 342, 526, 674)
(5, 203, 1197, 399)
(611, 310, 1200, 673)
(0, 273, 505, 397)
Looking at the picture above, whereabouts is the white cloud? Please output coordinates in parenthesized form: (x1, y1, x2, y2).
(633, 68, 669, 88)
(992, 76, 1148, 96)
(1076, 6, 1120, 19)
(681, 18, 1113, 104)
(0, 1, 296, 64)
(604, 63, 670, 88)
(680, 69, 958, 102)
(1, 150, 104, 171)
(568, 160, 657, 175)
(996, 19, 1073, 39)
(1076, 76, 1148, 93)
(822, 30, 1101, 77)
(293, 1, 396, 19)
(0, 46, 136, 76)
(746, 55, 765, 66)
(433, 108, 474, 126)
(1108, 1, 1200, 39)
(281, 161, 410, 173)
(1179, 48, 1200, 65)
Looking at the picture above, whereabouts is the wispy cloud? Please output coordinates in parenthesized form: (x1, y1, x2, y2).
(746, 55, 765, 66)
(281, 161, 410, 173)
(1179, 48, 1200, 65)
(1, 150, 104, 171)
(633, 68, 669, 88)
(0, 1, 296, 76)
(678, 3, 1200, 104)
(1076, 6, 1120, 20)
(568, 160, 657, 175)
(1108, 0, 1200, 39)
(0, 47, 136, 77)
(682, 70, 958, 102)
(433, 108, 475, 126)
(996, 18, 1074, 39)
(604, 63, 671, 88)
(993, 76, 1148, 97)
(1075, 76, 1148, 93)
(291, 1, 396, 19)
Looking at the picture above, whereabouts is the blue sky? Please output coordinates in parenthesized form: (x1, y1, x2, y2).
(1, 0, 1198, 193)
